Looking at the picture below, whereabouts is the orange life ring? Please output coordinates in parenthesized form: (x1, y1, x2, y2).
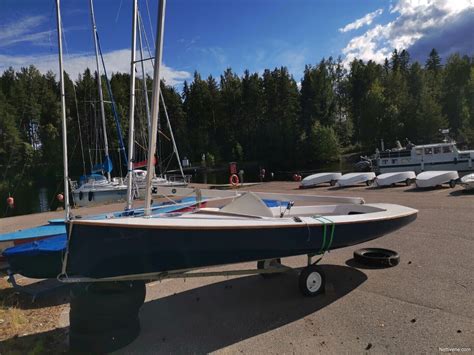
(230, 174, 240, 186)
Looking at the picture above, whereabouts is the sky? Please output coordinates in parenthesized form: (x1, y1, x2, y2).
(0, 0, 473, 87)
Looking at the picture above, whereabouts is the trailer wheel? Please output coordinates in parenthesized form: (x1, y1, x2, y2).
(330, 180, 336, 186)
(449, 179, 457, 188)
(257, 258, 282, 278)
(405, 178, 412, 186)
(298, 265, 325, 297)
(366, 179, 374, 186)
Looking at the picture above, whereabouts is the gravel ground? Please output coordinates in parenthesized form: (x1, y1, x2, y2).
(0, 181, 473, 354)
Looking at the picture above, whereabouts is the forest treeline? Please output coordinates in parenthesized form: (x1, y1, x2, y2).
(1, 48, 474, 194)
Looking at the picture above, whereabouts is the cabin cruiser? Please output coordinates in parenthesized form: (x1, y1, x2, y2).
(359, 137, 474, 174)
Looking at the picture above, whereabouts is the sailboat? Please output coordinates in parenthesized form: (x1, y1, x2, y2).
(71, 0, 129, 207)
(59, 0, 417, 297)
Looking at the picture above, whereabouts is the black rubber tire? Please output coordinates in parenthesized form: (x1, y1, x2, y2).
(449, 179, 457, 188)
(257, 258, 282, 278)
(354, 248, 400, 267)
(366, 179, 374, 186)
(405, 178, 412, 186)
(330, 180, 336, 186)
(298, 265, 325, 297)
(69, 315, 140, 353)
(70, 281, 146, 316)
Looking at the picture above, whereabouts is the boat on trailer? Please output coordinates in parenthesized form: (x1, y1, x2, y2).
(56, 0, 417, 298)
(375, 171, 416, 187)
(415, 171, 459, 188)
(459, 173, 474, 191)
(300, 173, 342, 188)
(337, 172, 376, 187)
(60, 191, 417, 283)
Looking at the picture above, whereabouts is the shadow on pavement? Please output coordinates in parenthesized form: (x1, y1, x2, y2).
(0, 327, 68, 353)
(121, 264, 366, 354)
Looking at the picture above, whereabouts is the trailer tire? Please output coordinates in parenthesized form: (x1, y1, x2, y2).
(405, 178, 412, 186)
(330, 180, 336, 186)
(354, 248, 400, 267)
(299, 265, 325, 297)
(366, 179, 374, 186)
(449, 179, 457, 188)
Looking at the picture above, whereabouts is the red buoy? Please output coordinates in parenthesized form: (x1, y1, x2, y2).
(6, 196, 14, 207)
(57, 193, 64, 202)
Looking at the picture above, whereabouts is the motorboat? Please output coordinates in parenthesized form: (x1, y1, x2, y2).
(375, 171, 416, 187)
(300, 173, 342, 188)
(337, 172, 376, 187)
(415, 171, 459, 188)
(361, 135, 474, 174)
(459, 173, 474, 191)
(60, 191, 417, 281)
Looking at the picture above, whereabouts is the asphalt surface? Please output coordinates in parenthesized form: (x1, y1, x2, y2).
(3, 181, 474, 353)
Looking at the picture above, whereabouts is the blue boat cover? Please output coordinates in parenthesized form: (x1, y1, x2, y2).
(0, 224, 66, 242)
(3, 235, 67, 256)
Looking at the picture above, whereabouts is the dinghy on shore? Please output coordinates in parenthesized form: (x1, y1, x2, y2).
(459, 173, 474, 191)
(415, 171, 459, 188)
(337, 172, 376, 187)
(300, 173, 342, 188)
(60, 191, 417, 281)
(375, 171, 416, 187)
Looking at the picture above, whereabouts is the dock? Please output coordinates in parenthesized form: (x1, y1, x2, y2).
(0, 181, 473, 353)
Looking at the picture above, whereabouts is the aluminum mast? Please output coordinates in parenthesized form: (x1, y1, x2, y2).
(126, 0, 138, 210)
(55, 0, 70, 220)
(89, 0, 111, 182)
(144, 0, 166, 216)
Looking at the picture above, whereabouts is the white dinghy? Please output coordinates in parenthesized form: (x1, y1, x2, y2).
(337, 172, 376, 187)
(459, 173, 474, 191)
(300, 172, 342, 188)
(415, 171, 459, 188)
(375, 171, 416, 187)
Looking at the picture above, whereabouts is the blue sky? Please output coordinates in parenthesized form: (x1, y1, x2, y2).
(1, 0, 473, 86)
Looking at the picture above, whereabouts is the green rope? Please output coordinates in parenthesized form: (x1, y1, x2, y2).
(311, 215, 336, 254)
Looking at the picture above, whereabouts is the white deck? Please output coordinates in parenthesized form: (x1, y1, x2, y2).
(300, 172, 342, 188)
(415, 171, 459, 188)
(376, 171, 416, 187)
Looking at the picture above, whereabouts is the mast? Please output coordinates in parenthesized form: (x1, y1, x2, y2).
(144, 0, 166, 216)
(126, 0, 138, 210)
(55, 0, 70, 220)
(89, 0, 111, 182)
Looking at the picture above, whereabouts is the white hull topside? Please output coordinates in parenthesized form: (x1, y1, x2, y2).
(460, 173, 474, 190)
(337, 172, 376, 187)
(300, 172, 342, 188)
(415, 171, 459, 188)
(376, 171, 416, 186)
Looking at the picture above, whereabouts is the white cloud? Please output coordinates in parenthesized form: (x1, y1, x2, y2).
(342, 0, 474, 65)
(0, 49, 191, 87)
(0, 15, 53, 47)
(339, 8, 383, 33)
